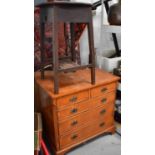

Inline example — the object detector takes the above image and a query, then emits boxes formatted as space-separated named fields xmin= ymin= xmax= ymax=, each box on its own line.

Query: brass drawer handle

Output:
xmin=100 ymin=109 xmax=106 ymax=115
xmin=70 ymin=108 xmax=78 ymax=114
xmin=99 ymin=122 xmax=105 ymax=127
xmin=71 ymin=134 xmax=78 ymax=140
xmin=101 ymin=88 xmax=107 ymax=93
xmin=71 ymin=120 xmax=78 ymax=126
xmin=70 ymin=96 xmax=78 ymax=102
xmin=101 ymin=98 xmax=107 ymax=103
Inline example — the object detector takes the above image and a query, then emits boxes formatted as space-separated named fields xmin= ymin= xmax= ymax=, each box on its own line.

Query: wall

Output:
xmin=78 ymin=0 xmax=121 ymax=64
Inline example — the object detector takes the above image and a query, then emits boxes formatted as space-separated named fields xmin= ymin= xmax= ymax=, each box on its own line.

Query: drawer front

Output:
xmin=57 ymin=90 xmax=89 ymax=109
xmin=91 ymin=92 xmax=116 ymax=108
xmin=91 ymin=103 xmax=114 ymax=123
xmin=57 ymin=100 xmax=90 ymax=121
xmin=90 ymin=83 xmax=117 ymax=98
xmin=91 ymin=117 xmax=114 ymax=135
xmin=59 ymin=111 xmax=91 ymax=135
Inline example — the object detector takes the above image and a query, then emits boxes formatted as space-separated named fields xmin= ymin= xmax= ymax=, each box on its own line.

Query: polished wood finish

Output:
xmin=37 ymin=2 xmax=96 ymax=94
xmin=91 ymin=92 xmax=116 ymax=108
xmin=35 ymin=68 xmax=119 ymax=155
xmin=57 ymin=90 xmax=89 ymax=109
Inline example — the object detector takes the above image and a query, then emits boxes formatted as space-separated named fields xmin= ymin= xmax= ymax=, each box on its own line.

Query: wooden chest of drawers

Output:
xmin=35 ymin=68 xmax=119 ymax=155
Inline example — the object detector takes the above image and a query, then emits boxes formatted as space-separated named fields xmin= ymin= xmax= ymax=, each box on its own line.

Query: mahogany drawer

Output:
xmin=56 ymin=90 xmax=89 ymax=109
xmin=57 ymin=100 xmax=90 ymax=121
xmin=58 ymin=110 xmax=91 ymax=135
xmin=91 ymin=92 xmax=116 ymax=108
xmin=90 ymin=83 xmax=117 ymax=98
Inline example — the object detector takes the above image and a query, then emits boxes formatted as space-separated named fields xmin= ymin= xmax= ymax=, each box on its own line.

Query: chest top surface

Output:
xmin=35 ymin=68 xmax=119 ymax=98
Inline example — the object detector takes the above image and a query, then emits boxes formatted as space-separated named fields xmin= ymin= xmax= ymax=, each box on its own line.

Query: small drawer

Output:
xmin=57 ymin=90 xmax=89 ymax=109
xmin=91 ymin=92 xmax=116 ymax=108
xmin=57 ymin=100 xmax=90 ymax=122
xmin=90 ymin=83 xmax=117 ymax=98
xmin=58 ymin=111 xmax=91 ymax=135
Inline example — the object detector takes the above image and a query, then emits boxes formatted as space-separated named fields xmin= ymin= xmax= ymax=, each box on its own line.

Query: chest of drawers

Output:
xmin=35 ymin=68 xmax=119 ymax=155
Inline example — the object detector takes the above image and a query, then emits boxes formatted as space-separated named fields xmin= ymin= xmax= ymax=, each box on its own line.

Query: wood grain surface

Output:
xmin=35 ymin=68 xmax=119 ymax=155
